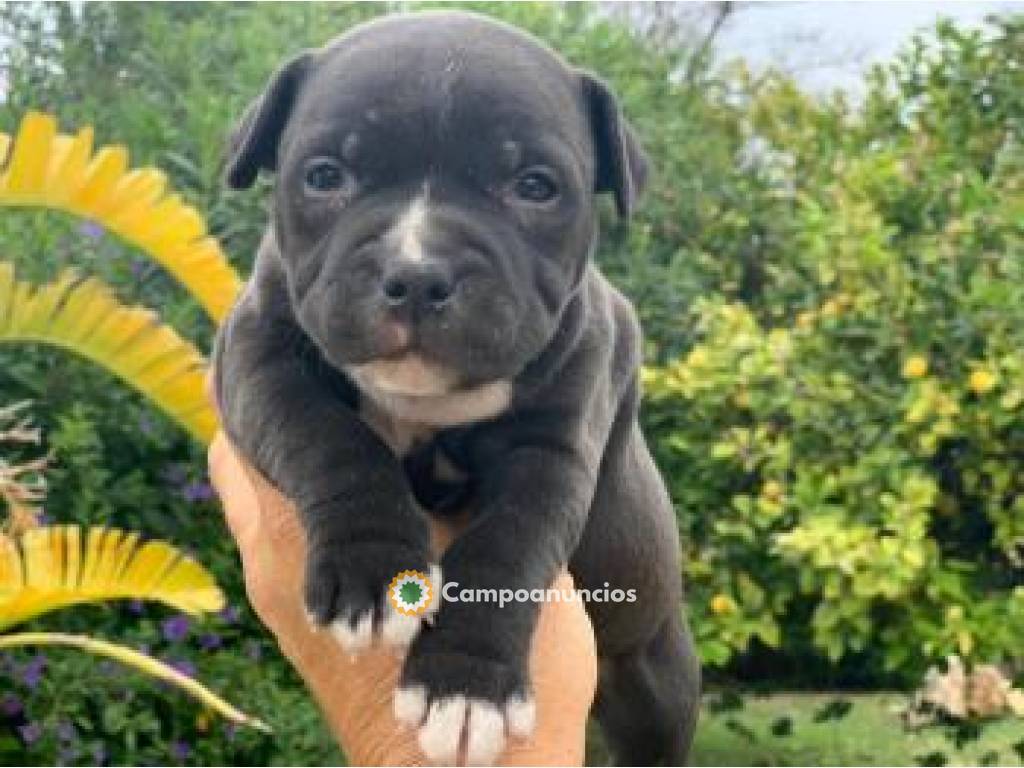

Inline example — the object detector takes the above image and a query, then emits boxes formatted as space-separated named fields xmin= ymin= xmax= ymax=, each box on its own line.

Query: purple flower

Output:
xmin=182 ymin=481 xmax=215 ymax=503
xmin=170 ymin=739 xmax=191 ymax=762
xmin=93 ymin=743 xmax=108 ymax=765
xmin=20 ymin=654 xmax=46 ymax=689
xmin=57 ymin=745 xmax=80 ymax=766
xmin=18 ymin=721 xmax=42 ymax=745
xmin=36 ymin=511 xmax=53 ymax=525
xmin=78 ymin=220 xmax=105 ymax=240
xmin=137 ymin=412 xmax=157 ymax=436
xmin=128 ymin=598 xmax=145 ymax=615
xmin=222 ymin=721 xmax=238 ymax=741
xmin=199 ymin=633 xmax=222 ymax=651
xmin=1 ymin=692 xmax=23 ymax=717
xmin=161 ymin=614 xmax=191 ymax=643
xmin=56 ymin=719 xmax=76 ymax=741
xmin=168 ymin=659 xmax=196 ymax=678
xmin=130 ymin=259 xmax=148 ymax=279
xmin=218 ymin=605 xmax=241 ymax=624
xmin=161 ymin=463 xmax=188 ymax=487
xmin=244 ymin=640 xmax=262 ymax=661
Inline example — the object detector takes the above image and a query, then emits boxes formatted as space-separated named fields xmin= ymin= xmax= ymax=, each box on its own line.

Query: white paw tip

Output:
xmin=382 ymin=610 xmax=422 ymax=647
xmin=414 ymin=695 xmax=515 ymax=766
xmin=506 ymin=695 xmax=536 ymax=739
xmin=426 ymin=563 xmax=444 ymax=616
xmin=418 ymin=695 xmax=467 ymax=765
xmin=466 ymin=700 xmax=507 ymax=766
xmin=394 ymin=684 xmax=428 ymax=726
xmin=330 ymin=610 xmax=373 ymax=653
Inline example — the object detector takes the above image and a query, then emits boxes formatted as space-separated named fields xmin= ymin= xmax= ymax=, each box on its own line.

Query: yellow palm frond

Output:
xmin=0 ymin=632 xmax=270 ymax=731
xmin=0 ymin=525 xmax=224 ymax=630
xmin=0 ymin=262 xmax=216 ymax=442
xmin=0 ymin=111 xmax=242 ymax=323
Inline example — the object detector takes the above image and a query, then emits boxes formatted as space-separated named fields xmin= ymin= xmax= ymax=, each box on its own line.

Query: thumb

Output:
xmin=208 ymin=431 xmax=261 ymax=552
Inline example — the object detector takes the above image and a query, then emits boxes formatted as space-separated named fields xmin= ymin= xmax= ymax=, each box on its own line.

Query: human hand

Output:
xmin=208 ymin=431 xmax=597 ymax=765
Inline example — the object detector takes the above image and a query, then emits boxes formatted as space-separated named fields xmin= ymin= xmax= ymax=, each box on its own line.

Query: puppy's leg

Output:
xmin=214 ymin=297 xmax=435 ymax=651
xmin=594 ymin=615 xmax=701 ymax=766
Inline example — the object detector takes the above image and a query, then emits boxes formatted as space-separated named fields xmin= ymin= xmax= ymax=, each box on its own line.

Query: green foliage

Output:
xmin=643 ymin=17 xmax=1024 ymax=679
xmin=0 ymin=2 xmax=1022 ymax=763
xmin=689 ymin=692 xmax=1024 ymax=767
xmin=0 ymin=611 xmax=343 ymax=766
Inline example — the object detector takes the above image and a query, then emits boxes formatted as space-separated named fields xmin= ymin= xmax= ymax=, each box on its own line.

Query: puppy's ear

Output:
xmin=579 ymin=71 xmax=649 ymax=218
xmin=224 ymin=52 xmax=314 ymax=190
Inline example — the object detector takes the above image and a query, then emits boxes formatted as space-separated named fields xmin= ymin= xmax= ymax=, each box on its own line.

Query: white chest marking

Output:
xmin=353 ymin=373 xmax=512 ymax=458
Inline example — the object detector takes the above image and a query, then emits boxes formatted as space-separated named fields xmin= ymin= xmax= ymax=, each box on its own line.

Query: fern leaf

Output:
xmin=0 ymin=525 xmax=224 ymax=630
xmin=0 ymin=111 xmax=242 ymax=323
xmin=0 ymin=262 xmax=216 ymax=442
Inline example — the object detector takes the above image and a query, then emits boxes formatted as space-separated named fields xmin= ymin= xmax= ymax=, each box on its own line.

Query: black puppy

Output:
xmin=214 ymin=11 xmax=700 ymax=765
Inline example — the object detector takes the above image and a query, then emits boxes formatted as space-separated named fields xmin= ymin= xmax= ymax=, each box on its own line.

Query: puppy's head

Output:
xmin=226 ymin=11 xmax=646 ymax=398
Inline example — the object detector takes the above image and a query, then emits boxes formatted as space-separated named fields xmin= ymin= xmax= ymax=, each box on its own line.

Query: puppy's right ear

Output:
xmin=224 ymin=52 xmax=314 ymax=190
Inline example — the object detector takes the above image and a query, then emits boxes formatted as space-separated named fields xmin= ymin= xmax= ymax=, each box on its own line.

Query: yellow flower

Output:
xmin=969 ymin=369 xmax=997 ymax=395
xmin=796 ymin=311 xmax=815 ymax=329
xmin=819 ymin=299 xmax=840 ymax=318
xmin=710 ymin=593 xmax=737 ymax=616
xmin=686 ymin=347 xmax=709 ymax=368
xmin=902 ymin=356 xmax=929 ymax=379
xmin=761 ymin=480 xmax=784 ymax=501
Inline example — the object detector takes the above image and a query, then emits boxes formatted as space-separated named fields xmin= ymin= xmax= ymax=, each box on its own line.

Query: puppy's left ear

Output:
xmin=579 ymin=71 xmax=649 ymax=218
xmin=224 ymin=51 xmax=315 ymax=189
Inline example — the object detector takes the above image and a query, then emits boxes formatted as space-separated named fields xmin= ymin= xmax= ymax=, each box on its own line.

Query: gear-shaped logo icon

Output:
xmin=388 ymin=570 xmax=435 ymax=616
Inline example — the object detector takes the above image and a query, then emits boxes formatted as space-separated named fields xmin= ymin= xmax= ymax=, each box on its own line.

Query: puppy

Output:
xmin=214 ymin=11 xmax=700 ymax=765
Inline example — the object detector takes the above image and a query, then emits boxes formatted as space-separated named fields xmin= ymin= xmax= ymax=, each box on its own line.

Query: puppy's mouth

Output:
xmin=344 ymin=316 xmax=456 ymax=397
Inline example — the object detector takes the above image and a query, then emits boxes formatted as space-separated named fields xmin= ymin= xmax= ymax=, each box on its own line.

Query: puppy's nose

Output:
xmin=381 ymin=260 xmax=456 ymax=311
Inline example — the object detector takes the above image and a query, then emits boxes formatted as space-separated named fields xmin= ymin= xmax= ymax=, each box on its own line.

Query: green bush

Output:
xmin=643 ymin=17 xmax=1024 ymax=681
xmin=0 ymin=3 xmax=728 ymax=763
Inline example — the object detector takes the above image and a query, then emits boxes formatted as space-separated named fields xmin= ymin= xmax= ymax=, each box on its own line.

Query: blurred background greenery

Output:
xmin=0 ymin=2 xmax=1021 ymax=765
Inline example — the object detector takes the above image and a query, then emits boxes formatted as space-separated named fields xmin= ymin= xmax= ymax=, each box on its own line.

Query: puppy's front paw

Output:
xmin=395 ymin=650 xmax=534 ymax=766
xmin=304 ymin=541 xmax=440 ymax=653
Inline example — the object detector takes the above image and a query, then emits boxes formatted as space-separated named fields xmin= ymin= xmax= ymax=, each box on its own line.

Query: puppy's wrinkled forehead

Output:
xmin=281 ymin=13 xmax=590 ymax=174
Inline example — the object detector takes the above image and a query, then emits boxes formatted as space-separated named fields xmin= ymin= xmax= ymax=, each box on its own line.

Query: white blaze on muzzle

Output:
xmin=391 ymin=189 xmax=430 ymax=263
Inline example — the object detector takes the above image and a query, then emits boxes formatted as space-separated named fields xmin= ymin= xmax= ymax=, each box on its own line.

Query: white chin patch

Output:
xmin=350 ymin=354 xmax=457 ymax=397
xmin=393 ymin=691 xmax=536 ymax=766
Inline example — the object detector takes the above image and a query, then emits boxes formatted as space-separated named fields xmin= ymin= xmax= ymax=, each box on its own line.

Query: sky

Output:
xmin=712 ymin=1 xmax=1020 ymax=95
xmin=2 ymin=3 xmax=1020 ymax=103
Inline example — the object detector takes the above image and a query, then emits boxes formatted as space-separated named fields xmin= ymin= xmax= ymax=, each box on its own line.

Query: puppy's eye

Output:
xmin=303 ymin=158 xmax=348 ymax=194
xmin=513 ymin=170 xmax=559 ymax=204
